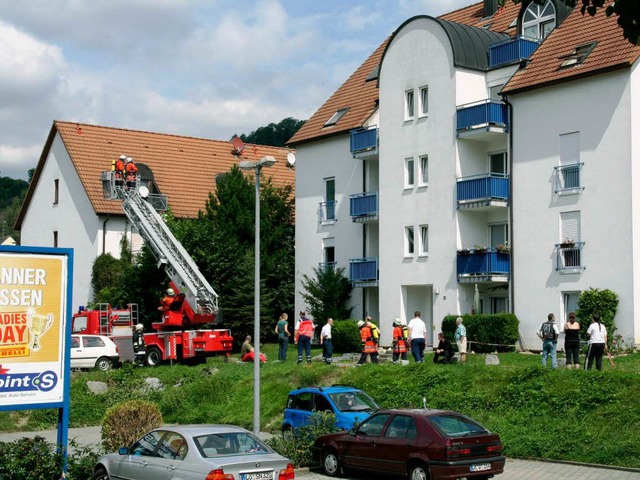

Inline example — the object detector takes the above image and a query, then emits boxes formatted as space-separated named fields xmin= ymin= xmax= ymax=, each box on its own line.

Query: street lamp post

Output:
xmin=238 ymin=156 xmax=276 ymax=435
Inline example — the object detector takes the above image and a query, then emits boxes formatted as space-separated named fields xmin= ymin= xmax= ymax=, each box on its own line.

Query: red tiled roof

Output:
xmin=16 ymin=121 xmax=295 ymax=227
xmin=288 ymin=39 xmax=389 ymax=146
xmin=503 ymin=5 xmax=640 ymax=94
xmin=288 ymin=2 xmax=519 ymax=146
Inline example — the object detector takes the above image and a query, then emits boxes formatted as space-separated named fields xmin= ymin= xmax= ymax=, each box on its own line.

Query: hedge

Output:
xmin=442 ymin=314 xmax=519 ymax=353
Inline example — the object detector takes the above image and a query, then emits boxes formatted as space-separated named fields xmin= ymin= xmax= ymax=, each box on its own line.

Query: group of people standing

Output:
xmin=537 ymin=312 xmax=609 ymax=370
xmin=273 ymin=310 xmax=334 ymax=365
xmin=113 ymin=154 xmax=138 ymax=189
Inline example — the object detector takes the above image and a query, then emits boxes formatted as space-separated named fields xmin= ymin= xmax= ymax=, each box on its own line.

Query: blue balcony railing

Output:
xmin=457 ymin=100 xmax=508 ymax=132
xmin=350 ymin=127 xmax=378 ymax=155
xmin=555 ymin=242 xmax=585 ymax=271
xmin=349 ymin=257 xmax=378 ymax=283
xmin=457 ymin=249 xmax=510 ymax=278
xmin=490 ymin=36 xmax=541 ymax=68
xmin=319 ymin=201 xmax=336 ymax=222
xmin=350 ymin=191 xmax=378 ymax=218
xmin=457 ymin=173 xmax=509 ymax=205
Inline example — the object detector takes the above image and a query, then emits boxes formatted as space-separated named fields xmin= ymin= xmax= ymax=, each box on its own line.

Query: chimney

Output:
xmin=484 ymin=0 xmax=499 ymax=17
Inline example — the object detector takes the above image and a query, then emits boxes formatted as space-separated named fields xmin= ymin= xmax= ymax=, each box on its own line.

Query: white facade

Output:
xmin=19 ymin=133 xmax=139 ymax=310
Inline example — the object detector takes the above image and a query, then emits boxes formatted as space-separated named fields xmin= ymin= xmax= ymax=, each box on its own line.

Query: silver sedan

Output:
xmin=91 ymin=424 xmax=295 ymax=480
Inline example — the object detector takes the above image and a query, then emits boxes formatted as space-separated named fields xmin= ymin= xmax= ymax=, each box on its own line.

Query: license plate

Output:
xmin=469 ymin=463 xmax=491 ymax=472
xmin=243 ymin=471 xmax=273 ymax=480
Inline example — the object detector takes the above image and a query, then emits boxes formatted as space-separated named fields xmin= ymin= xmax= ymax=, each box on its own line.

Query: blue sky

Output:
xmin=0 ymin=0 xmax=472 ymax=180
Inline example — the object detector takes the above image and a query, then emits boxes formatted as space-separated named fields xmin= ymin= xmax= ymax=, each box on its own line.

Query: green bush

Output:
xmin=576 ymin=288 xmax=619 ymax=347
xmin=266 ymin=412 xmax=339 ymax=467
xmin=101 ymin=400 xmax=163 ymax=451
xmin=0 ymin=437 xmax=100 ymax=480
xmin=442 ymin=314 xmax=519 ymax=353
xmin=331 ymin=320 xmax=361 ymax=353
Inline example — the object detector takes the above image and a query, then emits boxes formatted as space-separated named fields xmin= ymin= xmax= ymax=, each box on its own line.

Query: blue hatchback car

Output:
xmin=282 ymin=385 xmax=379 ymax=435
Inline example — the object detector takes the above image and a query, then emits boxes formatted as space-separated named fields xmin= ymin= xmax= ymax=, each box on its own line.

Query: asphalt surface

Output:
xmin=1 ymin=427 xmax=639 ymax=479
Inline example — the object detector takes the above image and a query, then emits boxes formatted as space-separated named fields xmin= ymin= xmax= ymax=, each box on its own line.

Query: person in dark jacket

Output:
xmin=433 ymin=332 xmax=455 ymax=364
xmin=132 ymin=323 xmax=146 ymax=367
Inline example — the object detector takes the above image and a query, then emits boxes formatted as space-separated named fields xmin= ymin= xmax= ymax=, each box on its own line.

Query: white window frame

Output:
xmin=556 ymin=131 xmax=583 ymax=195
xmin=418 ymin=86 xmax=429 ymax=117
xmin=405 ymin=89 xmax=415 ymax=121
xmin=404 ymin=157 xmax=415 ymax=189
xmin=418 ymin=155 xmax=429 ymax=186
xmin=405 ymin=226 xmax=415 ymax=257
xmin=522 ymin=0 xmax=556 ymax=40
xmin=419 ymin=224 xmax=429 ymax=256
xmin=562 ymin=292 xmax=580 ymax=325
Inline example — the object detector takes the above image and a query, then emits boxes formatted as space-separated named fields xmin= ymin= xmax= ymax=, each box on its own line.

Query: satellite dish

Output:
xmin=287 ymin=152 xmax=296 ymax=167
xmin=138 ymin=185 xmax=149 ymax=198
xmin=231 ymin=137 xmax=245 ymax=156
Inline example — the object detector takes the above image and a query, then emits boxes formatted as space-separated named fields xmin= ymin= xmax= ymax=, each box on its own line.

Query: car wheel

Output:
xmin=409 ymin=462 xmax=431 ymax=480
xmin=145 ymin=347 xmax=163 ymax=367
xmin=95 ymin=357 xmax=112 ymax=371
xmin=281 ymin=426 xmax=293 ymax=440
xmin=322 ymin=448 xmax=341 ymax=477
xmin=91 ymin=466 xmax=110 ymax=480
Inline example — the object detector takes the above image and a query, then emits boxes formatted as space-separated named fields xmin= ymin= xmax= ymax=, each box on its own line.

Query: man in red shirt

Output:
xmin=295 ymin=311 xmax=315 ymax=364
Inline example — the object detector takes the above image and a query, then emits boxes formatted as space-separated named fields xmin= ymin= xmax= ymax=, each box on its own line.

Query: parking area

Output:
xmin=297 ymin=458 xmax=640 ymax=480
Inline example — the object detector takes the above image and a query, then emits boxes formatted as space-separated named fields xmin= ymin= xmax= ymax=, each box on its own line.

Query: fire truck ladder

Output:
xmin=102 ymin=172 xmax=219 ymax=317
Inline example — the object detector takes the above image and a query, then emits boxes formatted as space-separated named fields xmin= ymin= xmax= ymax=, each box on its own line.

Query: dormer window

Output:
xmin=522 ymin=0 xmax=556 ymax=40
xmin=324 ymin=108 xmax=349 ymax=127
xmin=559 ymin=42 xmax=597 ymax=68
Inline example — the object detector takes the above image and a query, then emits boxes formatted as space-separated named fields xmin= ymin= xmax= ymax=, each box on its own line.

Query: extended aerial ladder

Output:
xmin=101 ymin=171 xmax=219 ymax=328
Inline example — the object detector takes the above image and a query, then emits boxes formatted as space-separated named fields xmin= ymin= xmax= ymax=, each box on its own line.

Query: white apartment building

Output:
xmin=290 ymin=0 xmax=640 ymax=349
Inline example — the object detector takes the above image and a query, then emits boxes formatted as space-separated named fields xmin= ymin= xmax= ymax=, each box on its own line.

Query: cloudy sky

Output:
xmin=0 ymin=0 xmax=472 ymax=180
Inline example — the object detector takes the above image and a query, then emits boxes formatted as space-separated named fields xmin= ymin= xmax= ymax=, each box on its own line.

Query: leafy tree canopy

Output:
xmin=301 ymin=266 xmax=353 ymax=323
xmin=233 ymin=117 xmax=306 ymax=147
xmin=503 ymin=0 xmax=640 ymax=45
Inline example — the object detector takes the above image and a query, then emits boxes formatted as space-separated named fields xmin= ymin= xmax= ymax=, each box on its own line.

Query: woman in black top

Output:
xmin=564 ymin=312 xmax=581 ymax=368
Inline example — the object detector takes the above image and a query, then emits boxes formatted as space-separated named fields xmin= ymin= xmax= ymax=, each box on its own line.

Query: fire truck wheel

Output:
xmin=95 ymin=357 xmax=112 ymax=371
xmin=145 ymin=347 xmax=163 ymax=367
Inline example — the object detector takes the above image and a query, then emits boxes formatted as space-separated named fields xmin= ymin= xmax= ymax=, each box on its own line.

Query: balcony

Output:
xmin=318 ymin=262 xmax=337 ymax=273
xmin=349 ymin=257 xmax=378 ymax=287
xmin=554 ymin=163 xmax=584 ymax=195
xmin=456 ymin=100 xmax=508 ymax=141
xmin=556 ymin=242 xmax=585 ymax=273
xmin=319 ymin=201 xmax=337 ymax=224
xmin=350 ymin=191 xmax=378 ymax=222
xmin=489 ymin=36 xmax=541 ymax=68
xmin=457 ymin=173 xmax=509 ymax=210
xmin=350 ymin=127 xmax=378 ymax=160
xmin=457 ymin=248 xmax=510 ymax=283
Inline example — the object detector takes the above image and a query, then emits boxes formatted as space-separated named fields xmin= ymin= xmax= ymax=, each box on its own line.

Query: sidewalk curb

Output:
xmin=516 ymin=457 xmax=640 ymax=474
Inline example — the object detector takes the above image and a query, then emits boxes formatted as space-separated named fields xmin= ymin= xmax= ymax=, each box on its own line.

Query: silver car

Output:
xmin=91 ymin=424 xmax=295 ymax=480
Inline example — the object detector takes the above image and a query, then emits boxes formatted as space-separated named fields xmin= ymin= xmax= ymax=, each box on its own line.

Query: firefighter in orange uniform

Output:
xmin=392 ymin=317 xmax=408 ymax=363
xmin=125 ymin=156 xmax=138 ymax=189
xmin=157 ymin=288 xmax=176 ymax=312
xmin=114 ymin=154 xmax=126 ymax=187
xmin=356 ymin=316 xmax=379 ymax=366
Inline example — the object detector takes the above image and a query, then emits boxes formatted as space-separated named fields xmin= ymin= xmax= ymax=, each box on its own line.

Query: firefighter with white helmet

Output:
xmin=132 ymin=323 xmax=146 ymax=367
xmin=125 ymin=156 xmax=138 ymax=189
xmin=158 ymin=287 xmax=177 ymax=312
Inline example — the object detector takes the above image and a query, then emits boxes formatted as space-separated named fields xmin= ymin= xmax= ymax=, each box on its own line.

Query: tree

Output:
xmin=234 ymin=117 xmax=306 ymax=147
xmin=575 ymin=287 xmax=619 ymax=346
xmin=503 ymin=0 xmax=640 ymax=46
xmin=301 ymin=267 xmax=353 ymax=323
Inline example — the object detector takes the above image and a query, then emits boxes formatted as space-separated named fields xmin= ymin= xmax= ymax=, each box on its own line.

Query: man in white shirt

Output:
xmin=408 ymin=311 xmax=427 ymax=363
xmin=320 ymin=318 xmax=333 ymax=365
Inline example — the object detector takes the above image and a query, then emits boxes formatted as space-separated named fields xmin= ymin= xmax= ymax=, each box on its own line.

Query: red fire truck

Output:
xmin=71 ymin=170 xmax=233 ymax=365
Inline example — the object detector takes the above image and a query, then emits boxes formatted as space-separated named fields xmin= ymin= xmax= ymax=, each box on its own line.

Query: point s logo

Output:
xmin=0 ymin=370 xmax=58 ymax=393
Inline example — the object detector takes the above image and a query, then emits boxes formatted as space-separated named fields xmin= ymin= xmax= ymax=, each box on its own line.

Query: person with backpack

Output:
xmin=537 ymin=313 xmax=560 ymax=369
xmin=356 ymin=317 xmax=379 ymax=366
xmin=391 ymin=318 xmax=408 ymax=363
xmin=585 ymin=314 xmax=608 ymax=371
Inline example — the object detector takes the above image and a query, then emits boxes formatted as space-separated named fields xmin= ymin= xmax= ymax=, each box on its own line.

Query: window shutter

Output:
xmin=559 ymin=132 xmax=580 ymax=165
xmin=561 ymin=211 xmax=580 ymax=242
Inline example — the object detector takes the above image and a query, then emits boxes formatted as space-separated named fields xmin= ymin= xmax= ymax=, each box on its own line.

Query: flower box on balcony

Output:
xmin=560 ymin=242 xmax=575 ymax=249
xmin=457 ymin=249 xmax=471 ymax=256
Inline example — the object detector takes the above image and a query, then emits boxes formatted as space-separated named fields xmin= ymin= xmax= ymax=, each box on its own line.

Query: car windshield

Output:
xmin=428 ymin=414 xmax=488 ymax=437
xmin=194 ymin=432 xmax=273 ymax=458
xmin=329 ymin=391 xmax=379 ymax=412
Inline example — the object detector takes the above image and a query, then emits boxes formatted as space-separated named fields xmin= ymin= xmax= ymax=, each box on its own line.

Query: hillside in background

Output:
xmin=0 ymin=174 xmax=30 ymax=244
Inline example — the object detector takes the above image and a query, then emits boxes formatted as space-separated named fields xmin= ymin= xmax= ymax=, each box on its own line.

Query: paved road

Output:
xmin=1 ymin=428 xmax=639 ymax=479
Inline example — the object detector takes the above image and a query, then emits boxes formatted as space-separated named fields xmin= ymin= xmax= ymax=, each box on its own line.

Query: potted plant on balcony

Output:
xmin=560 ymin=239 xmax=575 ymax=249
xmin=457 ymin=247 xmax=471 ymax=256
xmin=472 ymin=244 xmax=487 ymax=254
xmin=496 ymin=243 xmax=510 ymax=254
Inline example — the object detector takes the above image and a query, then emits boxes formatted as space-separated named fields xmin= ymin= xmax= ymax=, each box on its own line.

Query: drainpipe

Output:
xmin=102 ymin=215 xmax=110 ymax=254
xmin=361 ymin=162 xmax=367 ymax=319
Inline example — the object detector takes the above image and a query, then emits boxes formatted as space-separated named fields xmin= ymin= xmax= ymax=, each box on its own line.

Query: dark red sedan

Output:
xmin=312 ymin=408 xmax=504 ymax=480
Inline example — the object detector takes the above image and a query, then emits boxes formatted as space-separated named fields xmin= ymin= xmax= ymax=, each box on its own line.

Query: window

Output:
xmin=490 ymin=297 xmax=508 ymax=314
xmin=490 ymin=223 xmax=508 ymax=248
xmin=83 ymin=336 xmax=105 ymax=348
xmin=556 ymin=132 xmax=582 ymax=193
xmin=563 ymin=292 xmax=579 ymax=323
xmin=53 ymin=231 xmax=58 ymax=248
xmin=130 ymin=430 xmax=164 ymax=457
xmin=489 ymin=152 xmax=507 ymax=175
xmin=405 ymin=90 xmax=415 ymax=120
xmin=559 ymin=42 xmax=597 ymax=68
xmin=418 ymin=155 xmax=428 ymax=186
xmin=321 ymin=244 xmax=336 ymax=272
xmin=419 ymin=225 xmax=429 ymax=256
xmin=559 ymin=211 xmax=582 ymax=269
xmin=321 ymin=177 xmax=336 ymax=222
xmin=522 ymin=0 xmax=556 ymax=39
xmin=324 ymin=108 xmax=349 ymax=127
xmin=405 ymin=226 xmax=415 ymax=256
xmin=53 ymin=179 xmax=59 ymax=205
xmin=561 ymin=211 xmax=580 ymax=244
xmin=404 ymin=158 xmax=415 ymax=188
xmin=385 ymin=415 xmax=417 ymax=439
xmin=418 ymin=86 xmax=428 ymax=116
xmin=357 ymin=413 xmax=390 ymax=437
